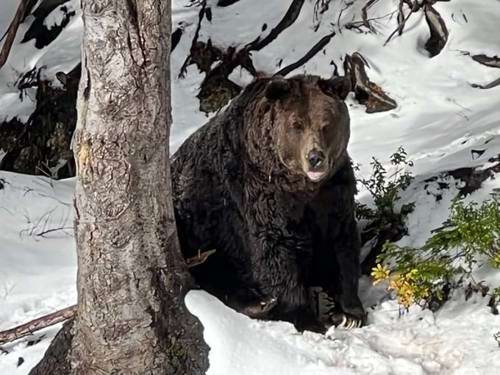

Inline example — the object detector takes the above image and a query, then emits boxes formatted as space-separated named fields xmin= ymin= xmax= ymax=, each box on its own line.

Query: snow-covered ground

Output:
xmin=0 ymin=0 xmax=82 ymax=123
xmin=1 ymin=0 xmax=500 ymax=373
xmin=0 ymin=172 xmax=76 ymax=373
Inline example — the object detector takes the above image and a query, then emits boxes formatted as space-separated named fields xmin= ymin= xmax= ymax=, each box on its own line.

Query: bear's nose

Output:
xmin=307 ymin=149 xmax=324 ymax=168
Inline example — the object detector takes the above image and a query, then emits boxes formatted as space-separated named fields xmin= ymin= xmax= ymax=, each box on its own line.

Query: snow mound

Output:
xmin=186 ymin=289 xmax=500 ymax=375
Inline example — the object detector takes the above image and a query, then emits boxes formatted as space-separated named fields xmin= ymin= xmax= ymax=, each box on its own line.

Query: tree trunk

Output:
xmin=29 ymin=0 xmax=209 ymax=374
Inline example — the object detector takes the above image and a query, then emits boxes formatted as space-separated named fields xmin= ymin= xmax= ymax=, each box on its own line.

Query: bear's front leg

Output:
xmin=246 ymin=219 xmax=322 ymax=332
xmin=321 ymin=217 xmax=366 ymax=329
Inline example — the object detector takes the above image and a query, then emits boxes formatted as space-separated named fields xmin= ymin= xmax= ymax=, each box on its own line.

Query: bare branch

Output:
xmin=384 ymin=0 xmax=417 ymax=46
xmin=35 ymin=226 xmax=74 ymax=238
xmin=467 ymin=52 xmax=500 ymax=89
xmin=0 ymin=0 xmax=37 ymax=70
xmin=345 ymin=52 xmax=397 ymax=113
xmin=471 ymin=54 xmax=500 ymax=69
xmin=186 ymin=249 xmax=217 ymax=268
xmin=179 ymin=0 xmax=208 ymax=78
xmin=0 ymin=306 xmax=77 ymax=346
xmin=245 ymin=0 xmax=305 ymax=52
xmin=275 ymin=32 xmax=335 ymax=77
xmin=313 ymin=0 xmax=332 ymax=31
xmin=361 ymin=0 xmax=380 ymax=33
xmin=471 ymin=77 xmax=500 ymax=90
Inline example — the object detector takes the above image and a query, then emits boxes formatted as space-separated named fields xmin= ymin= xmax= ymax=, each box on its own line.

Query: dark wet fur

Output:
xmin=171 ymin=76 xmax=365 ymax=332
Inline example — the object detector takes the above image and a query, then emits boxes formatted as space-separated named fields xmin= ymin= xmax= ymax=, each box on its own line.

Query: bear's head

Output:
xmin=244 ymin=75 xmax=351 ymax=185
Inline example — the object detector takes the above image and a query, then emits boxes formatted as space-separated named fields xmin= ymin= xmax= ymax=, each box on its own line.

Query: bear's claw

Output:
xmin=329 ymin=312 xmax=363 ymax=329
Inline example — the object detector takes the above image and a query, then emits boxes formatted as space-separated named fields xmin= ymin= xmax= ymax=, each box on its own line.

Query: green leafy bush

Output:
xmin=373 ymin=192 xmax=500 ymax=309
xmin=357 ymin=146 xmax=415 ymax=223
xmin=356 ymin=146 xmax=415 ymax=272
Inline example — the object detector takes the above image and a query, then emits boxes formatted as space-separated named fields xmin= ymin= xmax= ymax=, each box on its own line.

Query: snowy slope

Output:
xmin=170 ymin=0 xmax=500 ymax=178
xmin=1 ymin=0 xmax=500 ymax=374
xmin=0 ymin=171 xmax=76 ymax=373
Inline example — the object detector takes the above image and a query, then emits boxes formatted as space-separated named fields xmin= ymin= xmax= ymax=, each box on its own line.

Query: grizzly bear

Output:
xmin=171 ymin=75 xmax=365 ymax=332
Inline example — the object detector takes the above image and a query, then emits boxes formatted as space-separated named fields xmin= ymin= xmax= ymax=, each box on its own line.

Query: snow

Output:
xmin=0 ymin=172 xmax=76 ymax=329
xmin=0 ymin=0 xmax=82 ymax=122
xmin=186 ymin=291 xmax=358 ymax=375
xmin=170 ymin=0 xmax=500 ymax=179
xmin=1 ymin=0 xmax=500 ymax=374
xmin=43 ymin=2 xmax=78 ymax=30
xmin=186 ymin=288 xmax=500 ymax=375
xmin=0 ymin=1 xmax=20 ymax=37
xmin=0 ymin=171 xmax=76 ymax=374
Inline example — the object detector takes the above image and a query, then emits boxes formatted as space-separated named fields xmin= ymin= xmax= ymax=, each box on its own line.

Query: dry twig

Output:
xmin=361 ymin=0 xmax=379 ymax=33
xmin=384 ymin=0 xmax=417 ymax=46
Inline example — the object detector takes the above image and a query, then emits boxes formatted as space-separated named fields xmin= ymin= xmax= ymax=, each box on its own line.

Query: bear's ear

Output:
xmin=319 ymin=76 xmax=352 ymax=100
xmin=265 ymin=76 xmax=290 ymax=101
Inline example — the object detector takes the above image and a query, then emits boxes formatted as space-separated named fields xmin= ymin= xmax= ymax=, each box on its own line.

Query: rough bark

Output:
xmin=29 ymin=0 xmax=209 ymax=374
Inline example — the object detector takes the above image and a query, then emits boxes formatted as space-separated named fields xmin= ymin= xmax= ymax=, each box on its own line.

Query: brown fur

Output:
xmin=172 ymin=75 xmax=365 ymax=332
xmin=245 ymin=76 xmax=350 ymax=188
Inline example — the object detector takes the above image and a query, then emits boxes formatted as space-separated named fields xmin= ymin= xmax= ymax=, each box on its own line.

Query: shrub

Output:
xmin=372 ymin=192 xmax=500 ymax=310
xmin=357 ymin=146 xmax=415 ymax=223
xmin=356 ymin=146 xmax=415 ymax=272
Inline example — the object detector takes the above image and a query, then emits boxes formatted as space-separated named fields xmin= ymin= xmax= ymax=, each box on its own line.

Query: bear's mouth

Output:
xmin=303 ymin=148 xmax=329 ymax=182
xmin=306 ymin=170 xmax=326 ymax=182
